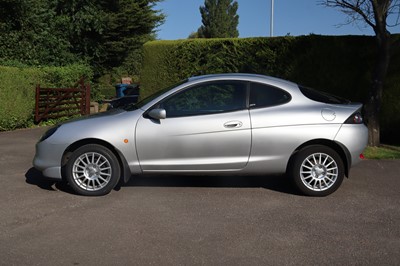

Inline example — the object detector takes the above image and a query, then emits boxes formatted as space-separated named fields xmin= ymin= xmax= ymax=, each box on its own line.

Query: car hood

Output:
xmin=47 ymin=108 xmax=143 ymax=145
xmin=61 ymin=108 xmax=126 ymax=124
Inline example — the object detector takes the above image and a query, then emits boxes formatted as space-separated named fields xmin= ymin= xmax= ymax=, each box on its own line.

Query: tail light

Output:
xmin=345 ymin=111 xmax=363 ymax=124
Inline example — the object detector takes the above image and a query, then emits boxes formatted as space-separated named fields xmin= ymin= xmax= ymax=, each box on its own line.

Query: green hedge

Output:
xmin=141 ymin=36 xmax=376 ymax=99
xmin=0 ymin=64 xmax=93 ymax=131
xmin=140 ymin=35 xmax=400 ymax=144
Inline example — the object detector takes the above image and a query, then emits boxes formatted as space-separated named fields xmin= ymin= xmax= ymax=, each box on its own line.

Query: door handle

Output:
xmin=224 ymin=121 xmax=243 ymax=128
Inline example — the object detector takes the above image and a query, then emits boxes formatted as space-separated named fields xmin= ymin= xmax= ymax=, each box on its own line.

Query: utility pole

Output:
xmin=270 ymin=0 xmax=274 ymax=37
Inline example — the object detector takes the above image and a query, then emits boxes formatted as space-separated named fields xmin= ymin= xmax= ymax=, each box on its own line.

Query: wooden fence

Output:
xmin=35 ymin=77 xmax=90 ymax=123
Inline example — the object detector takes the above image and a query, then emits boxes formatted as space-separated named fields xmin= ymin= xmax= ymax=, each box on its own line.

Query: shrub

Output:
xmin=0 ymin=64 xmax=93 ymax=131
xmin=140 ymin=35 xmax=400 ymax=144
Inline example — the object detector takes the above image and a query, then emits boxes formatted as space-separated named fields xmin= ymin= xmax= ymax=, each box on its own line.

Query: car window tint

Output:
xmin=128 ymin=80 xmax=187 ymax=111
xmin=161 ymin=81 xmax=247 ymax=117
xmin=249 ymin=82 xmax=291 ymax=108
xmin=298 ymin=85 xmax=350 ymax=104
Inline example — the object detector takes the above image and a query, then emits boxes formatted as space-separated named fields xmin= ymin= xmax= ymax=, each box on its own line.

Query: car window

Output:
xmin=161 ymin=81 xmax=247 ymax=118
xmin=249 ymin=82 xmax=291 ymax=108
xmin=298 ymin=85 xmax=350 ymax=104
xmin=124 ymin=80 xmax=187 ymax=111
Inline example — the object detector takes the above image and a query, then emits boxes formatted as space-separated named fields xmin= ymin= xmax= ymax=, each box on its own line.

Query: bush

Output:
xmin=0 ymin=64 xmax=93 ymax=131
xmin=140 ymin=35 xmax=400 ymax=144
xmin=141 ymin=38 xmax=288 ymax=97
xmin=141 ymin=36 xmax=373 ymax=100
xmin=0 ymin=67 xmax=40 ymax=130
xmin=381 ymin=45 xmax=400 ymax=145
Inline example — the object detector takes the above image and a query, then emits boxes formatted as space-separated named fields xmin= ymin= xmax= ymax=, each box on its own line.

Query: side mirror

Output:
xmin=148 ymin=108 xmax=166 ymax=120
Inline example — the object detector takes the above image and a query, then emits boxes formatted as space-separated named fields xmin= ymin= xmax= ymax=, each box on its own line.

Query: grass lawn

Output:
xmin=364 ymin=145 xmax=400 ymax=159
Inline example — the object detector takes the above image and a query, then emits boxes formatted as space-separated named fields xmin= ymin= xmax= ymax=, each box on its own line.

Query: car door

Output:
xmin=135 ymin=80 xmax=251 ymax=172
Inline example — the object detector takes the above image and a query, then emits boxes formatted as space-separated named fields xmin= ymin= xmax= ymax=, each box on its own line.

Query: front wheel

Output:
xmin=289 ymin=145 xmax=344 ymax=197
xmin=65 ymin=144 xmax=120 ymax=196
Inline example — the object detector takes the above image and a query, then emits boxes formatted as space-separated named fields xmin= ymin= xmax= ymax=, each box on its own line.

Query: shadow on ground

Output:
xmin=125 ymin=174 xmax=300 ymax=195
xmin=25 ymin=167 xmax=75 ymax=194
xmin=25 ymin=167 xmax=300 ymax=196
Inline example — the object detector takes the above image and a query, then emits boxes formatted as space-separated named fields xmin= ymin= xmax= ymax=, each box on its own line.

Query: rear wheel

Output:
xmin=290 ymin=145 xmax=344 ymax=196
xmin=65 ymin=144 xmax=120 ymax=196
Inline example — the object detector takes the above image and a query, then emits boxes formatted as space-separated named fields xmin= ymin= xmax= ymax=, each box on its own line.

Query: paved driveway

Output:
xmin=0 ymin=127 xmax=399 ymax=265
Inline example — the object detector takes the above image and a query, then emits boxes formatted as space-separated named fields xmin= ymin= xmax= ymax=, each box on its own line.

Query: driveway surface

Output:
xmin=0 ymin=127 xmax=399 ymax=265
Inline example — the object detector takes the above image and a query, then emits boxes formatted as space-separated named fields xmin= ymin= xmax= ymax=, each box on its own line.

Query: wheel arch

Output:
xmin=287 ymin=139 xmax=351 ymax=177
xmin=61 ymin=138 xmax=131 ymax=183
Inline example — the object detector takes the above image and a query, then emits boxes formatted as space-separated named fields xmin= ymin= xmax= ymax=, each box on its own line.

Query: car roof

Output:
xmin=187 ymin=73 xmax=298 ymax=88
xmin=137 ymin=73 xmax=304 ymax=111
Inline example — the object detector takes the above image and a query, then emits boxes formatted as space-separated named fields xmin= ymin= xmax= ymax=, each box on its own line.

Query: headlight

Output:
xmin=39 ymin=125 xmax=60 ymax=142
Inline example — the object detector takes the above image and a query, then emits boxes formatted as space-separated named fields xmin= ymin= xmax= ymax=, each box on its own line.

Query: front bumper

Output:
xmin=33 ymin=140 xmax=67 ymax=180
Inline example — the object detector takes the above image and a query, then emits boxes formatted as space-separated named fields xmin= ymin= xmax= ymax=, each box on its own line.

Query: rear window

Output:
xmin=299 ymin=85 xmax=350 ymax=104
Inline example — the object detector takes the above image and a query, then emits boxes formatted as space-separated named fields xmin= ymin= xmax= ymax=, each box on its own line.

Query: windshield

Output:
xmin=298 ymin=85 xmax=351 ymax=104
xmin=123 ymin=80 xmax=187 ymax=111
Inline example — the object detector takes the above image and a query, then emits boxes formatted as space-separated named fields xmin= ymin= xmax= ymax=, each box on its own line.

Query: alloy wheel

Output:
xmin=299 ymin=152 xmax=338 ymax=192
xmin=72 ymin=152 xmax=112 ymax=191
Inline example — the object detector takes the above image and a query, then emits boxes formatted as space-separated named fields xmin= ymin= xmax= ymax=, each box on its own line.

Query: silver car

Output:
xmin=33 ymin=74 xmax=368 ymax=196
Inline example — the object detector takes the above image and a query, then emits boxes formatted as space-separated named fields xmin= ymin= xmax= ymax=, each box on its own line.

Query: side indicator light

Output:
xmin=124 ymin=139 xmax=129 ymax=143
xmin=360 ymin=154 xmax=365 ymax=160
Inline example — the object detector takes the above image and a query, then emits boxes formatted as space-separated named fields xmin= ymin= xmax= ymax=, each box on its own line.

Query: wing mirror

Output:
xmin=148 ymin=108 xmax=166 ymax=120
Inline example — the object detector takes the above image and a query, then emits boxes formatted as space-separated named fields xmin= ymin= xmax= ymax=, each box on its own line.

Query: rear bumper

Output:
xmin=334 ymin=124 xmax=368 ymax=167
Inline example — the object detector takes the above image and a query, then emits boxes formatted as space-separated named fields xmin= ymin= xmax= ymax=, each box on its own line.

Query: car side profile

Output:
xmin=33 ymin=74 xmax=368 ymax=196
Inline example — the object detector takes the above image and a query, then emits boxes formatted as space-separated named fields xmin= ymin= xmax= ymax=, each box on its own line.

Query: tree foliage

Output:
xmin=0 ymin=0 xmax=75 ymax=65
xmin=322 ymin=0 xmax=400 ymax=146
xmin=0 ymin=0 xmax=164 ymax=73
xmin=197 ymin=0 xmax=239 ymax=38
xmin=99 ymin=0 xmax=164 ymax=69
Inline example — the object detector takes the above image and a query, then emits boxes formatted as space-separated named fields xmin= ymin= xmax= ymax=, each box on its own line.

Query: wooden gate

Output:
xmin=35 ymin=77 xmax=90 ymax=123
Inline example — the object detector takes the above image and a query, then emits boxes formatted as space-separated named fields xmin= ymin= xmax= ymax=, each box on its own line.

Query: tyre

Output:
xmin=65 ymin=144 xmax=120 ymax=196
xmin=289 ymin=145 xmax=344 ymax=196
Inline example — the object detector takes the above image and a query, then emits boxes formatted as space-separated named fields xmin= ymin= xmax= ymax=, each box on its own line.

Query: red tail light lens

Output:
xmin=345 ymin=111 xmax=363 ymax=124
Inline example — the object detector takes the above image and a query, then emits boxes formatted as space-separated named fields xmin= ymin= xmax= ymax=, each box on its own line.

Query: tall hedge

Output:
xmin=141 ymin=35 xmax=400 ymax=144
xmin=0 ymin=64 xmax=93 ymax=131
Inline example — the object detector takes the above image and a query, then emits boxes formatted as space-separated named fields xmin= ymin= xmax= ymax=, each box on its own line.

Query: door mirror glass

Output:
xmin=148 ymin=108 xmax=166 ymax=120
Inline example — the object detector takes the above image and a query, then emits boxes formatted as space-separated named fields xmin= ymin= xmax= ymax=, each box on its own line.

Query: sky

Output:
xmin=154 ymin=0 xmax=400 ymax=40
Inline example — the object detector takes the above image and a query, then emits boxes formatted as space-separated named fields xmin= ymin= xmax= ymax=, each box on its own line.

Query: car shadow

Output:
xmin=124 ymin=174 xmax=301 ymax=195
xmin=25 ymin=167 xmax=301 ymax=196
xmin=25 ymin=167 xmax=75 ymax=194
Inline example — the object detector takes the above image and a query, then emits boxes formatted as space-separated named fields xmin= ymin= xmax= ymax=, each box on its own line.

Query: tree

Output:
xmin=54 ymin=0 xmax=106 ymax=63
xmin=100 ymin=0 xmax=164 ymax=69
xmin=0 ymin=0 xmax=164 ymax=73
xmin=197 ymin=0 xmax=239 ymax=38
xmin=53 ymin=0 xmax=164 ymax=72
xmin=322 ymin=0 xmax=400 ymax=146
xmin=0 ymin=0 xmax=76 ymax=65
